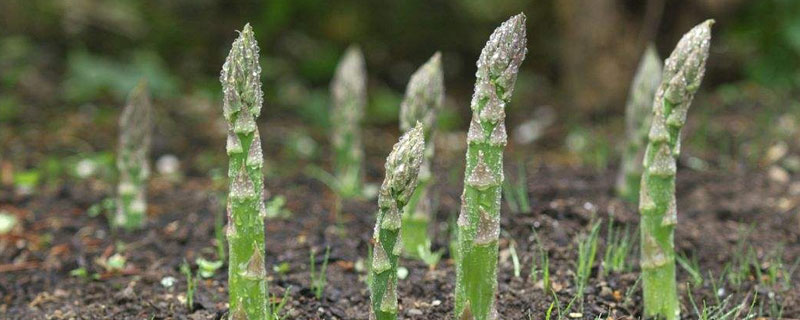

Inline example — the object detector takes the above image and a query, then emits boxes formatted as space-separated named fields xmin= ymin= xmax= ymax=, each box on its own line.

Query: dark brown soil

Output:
xmin=1 ymin=156 xmax=799 ymax=319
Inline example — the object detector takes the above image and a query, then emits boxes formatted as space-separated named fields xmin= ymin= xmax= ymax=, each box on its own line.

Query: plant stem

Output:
xmin=221 ymin=23 xmax=269 ymax=320
xmin=115 ymin=80 xmax=152 ymax=231
xmin=399 ymin=52 xmax=444 ymax=258
xmin=616 ymin=45 xmax=662 ymax=202
xmin=640 ymin=20 xmax=712 ymax=320
xmin=369 ymin=124 xmax=425 ymax=320
xmin=455 ymin=13 xmax=527 ymax=320
xmin=330 ymin=46 xmax=366 ymax=198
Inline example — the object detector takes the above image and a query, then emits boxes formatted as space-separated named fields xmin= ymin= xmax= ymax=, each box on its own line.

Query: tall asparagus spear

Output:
xmin=220 ymin=23 xmax=269 ymax=320
xmin=455 ymin=14 xmax=527 ymax=320
xmin=399 ymin=52 xmax=444 ymax=258
xmin=115 ymin=80 xmax=152 ymax=230
xmin=330 ymin=46 xmax=367 ymax=198
xmin=639 ymin=20 xmax=712 ymax=320
xmin=369 ymin=123 xmax=425 ymax=320
xmin=616 ymin=45 xmax=662 ymax=202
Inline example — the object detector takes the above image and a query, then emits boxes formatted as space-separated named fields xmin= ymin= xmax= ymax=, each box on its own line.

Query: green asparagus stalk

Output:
xmin=220 ymin=23 xmax=269 ymax=320
xmin=330 ymin=46 xmax=367 ymax=198
xmin=115 ymin=80 xmax=152 ymax=230
xmin=455 ymin=14 xmax=527 ymax=320
xmin=369 ymin=123 xmax=425 ymax=320
xmin=399 ymin=52 xmax=444 ymax=258
xmin=639 ymin=20 xmax=712 ymax=320
xmin=616 ymin=45 xmax=662 ymax=202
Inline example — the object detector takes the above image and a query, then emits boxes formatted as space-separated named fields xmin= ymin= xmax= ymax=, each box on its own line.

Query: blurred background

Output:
xmin=2 ymin=0 xmax=800 ymax=186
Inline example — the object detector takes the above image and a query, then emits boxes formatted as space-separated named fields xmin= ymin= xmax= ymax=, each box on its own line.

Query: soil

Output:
xmin=1 ymin=135 xmax=799 ymax=319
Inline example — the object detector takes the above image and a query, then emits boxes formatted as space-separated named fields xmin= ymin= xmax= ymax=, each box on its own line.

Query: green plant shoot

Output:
xmin=399 ymin=52 xmax=444 ymax=258
xmin=639 ymin=20 xmax=712 ymax=320
xmin=455 ymin=13 xmax=527 ymax=320
xmin=617 ymin=45 xmax=662 ymax=201
xmin=330 ymin=46 xmax=367 ymax=198
xmin=115 ymin=80 xmax=152 ymax=230
xmin=220 ymin=23 xmax=270 ymax=320
xmin=369 ymin=123 xmax=425 ymax=320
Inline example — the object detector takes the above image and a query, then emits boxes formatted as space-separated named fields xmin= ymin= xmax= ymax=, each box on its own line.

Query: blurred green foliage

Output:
xmin=725 ymin=0 xmax=800 ymax=89
xmin=0 ymin=36 xmax=33 ymax=89
xmin=1 ymin=0 xmax=800 ymax=174
xmin=64 ymin=49 xmax=178 ymax=102
xmin=0 ymin=0 xmax=554 ymax=120
xmin=566 ymin=127 xmax=612 ymax=171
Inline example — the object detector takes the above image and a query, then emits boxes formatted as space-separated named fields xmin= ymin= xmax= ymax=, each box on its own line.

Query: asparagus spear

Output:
xmin=455 ymin=13 xmax=527 ymax=320
xmin=639 ymin=20 xmax=713 ymax=320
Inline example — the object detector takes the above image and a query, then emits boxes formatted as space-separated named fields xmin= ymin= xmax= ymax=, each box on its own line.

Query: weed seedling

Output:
xmin=416 ymin=240 xmax=443 ymax=271
xmin=509 ymin=239 xmax=521 ymax=278
xmin=545 ymin=301 xmax=555 ymax=320
xmin=676 ymin=253 xmax=704 ymax=287
xmin=269 ymin=288 xmax=292 ymax=320
xmin=180 ymin=261 xmax=196 ymax=311
xmin=601 ymin=219 xmax=633 ymax=276
xmin=529 ymin=229 xmax=550 ymax=292
xmin=574 ymin=220 xmax=601 ymax=311
xmin=503 ymin=160 xmax=531 ymax=214
xmin=542 ymin=252 xmax=551 ymax=293
xmin=210 ymin=168 xmax=227 ymax=261
xmin=782 ymin=256 xmax=800 ymax=290
xmin=87 ymin=197 xmax=116 ymax=228
xmin=264 ymin=195 xmax=292 ymax=219
xmin=623 ymin=275 xmax=642 ymax=308
xmin=196 ymin=258 xmax=223 ymax=279
xmin=687 ymin=284 xmax=759 ymax=320
xmin=310 ymin=246 xmax=331 ymax=299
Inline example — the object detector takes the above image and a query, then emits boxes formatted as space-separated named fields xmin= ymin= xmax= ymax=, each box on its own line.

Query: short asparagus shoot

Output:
xmin=369 ymin=123 xmax=425 ymax=320
xmin=220 ymin=23 xmax=270 ymax=320
xmin=616 ymin=45 xmax=662 ymax=201
xmin=455 ymin=13 xmax=527 ymax=320
xmin=639 ymin=20 xmax=713 ymax=320
xmin=330 ymin=46 xmax=367 ymax=198
xmin=115 ymin=80 xmax=152 ymax=230
xmin=399 ymin=52 xmax=444 ymax=258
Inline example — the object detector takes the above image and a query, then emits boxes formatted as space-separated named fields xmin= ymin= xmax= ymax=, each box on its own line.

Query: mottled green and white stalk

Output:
xmin=220 ymin=23 xmax=269 ymax=320
xmin=455 ymin=14 xmax=526 ymax=320
xmin=115 ymin=81 xmax=152 ymax=230
xmin=616 ymin=45 xmax=662 ymax=202
xmin=639 ymin=20 xmax=712 ymax=320
xmin=369 ymin=124 xmax=425 ymax=320
xmin=330 ymin=46 xmax=366 ymax=197
xmin=399 ymin=52 xmax=444 ymax=258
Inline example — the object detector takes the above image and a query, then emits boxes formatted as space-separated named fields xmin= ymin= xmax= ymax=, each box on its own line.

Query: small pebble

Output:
xmin=114 ymin=286 xmax=136 ymax=302
xmin=768 ymin=166 xmax=789 ymax=184
xmin=157 ymin=154 xmax=181 ymax=175
xmin=407 ymin=308 xmax=422 ymax=316
xmin=599 ymin=285 xmax=612 ymax=298
xmin=765 ymin=142 xmax=788 ymax=164
xmin=397 ymin=267 xmax=409 ymax=280
xmin=789 ymin=182 xmax=800 ymax=195
xmin=160 ymin=276 xmax=176 ymax=288
xmin=75 ymin=159 xmax=97 ymax=178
